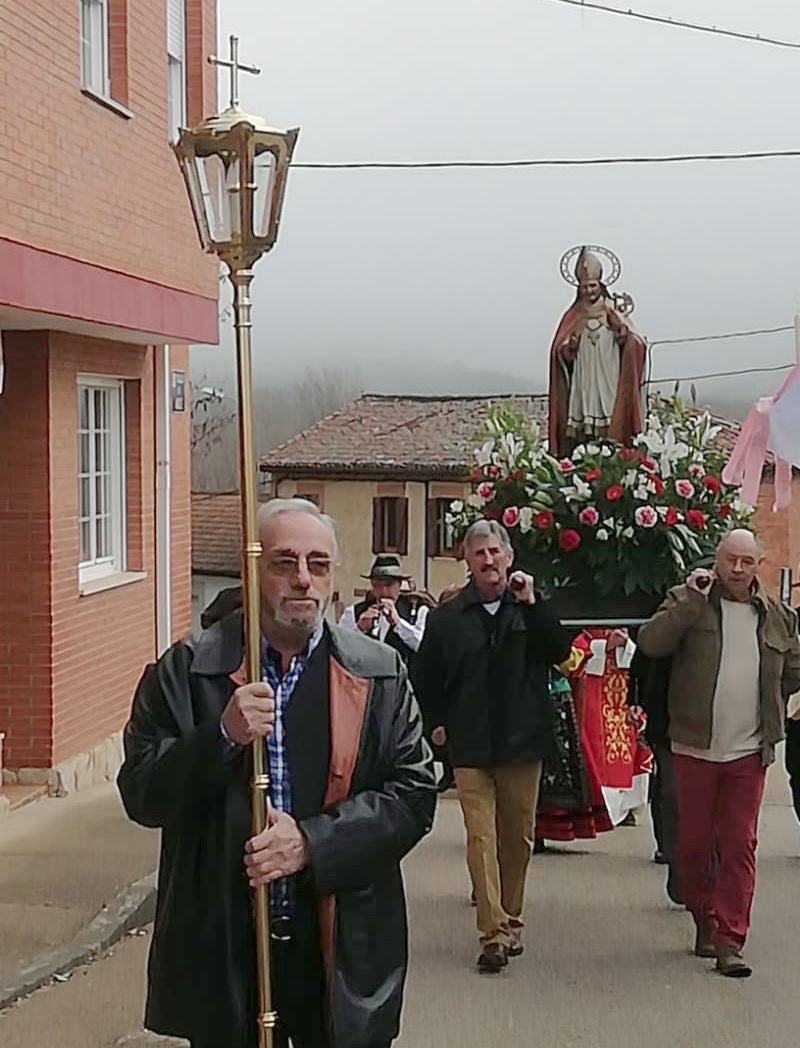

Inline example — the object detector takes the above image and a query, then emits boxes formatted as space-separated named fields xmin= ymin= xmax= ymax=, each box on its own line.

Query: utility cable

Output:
xmin=292 ymin=149 xmax=800 ymax=170
xmin=543 ymin=0 xmax=800 ymax=51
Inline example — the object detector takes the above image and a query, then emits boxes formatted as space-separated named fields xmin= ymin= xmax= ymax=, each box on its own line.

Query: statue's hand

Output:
xmin=606 ymin=310 xmax=627 ymax=339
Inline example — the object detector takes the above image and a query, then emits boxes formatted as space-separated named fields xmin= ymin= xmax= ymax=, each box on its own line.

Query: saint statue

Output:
xmin=547 ymin=246 xmax=647 ymax=458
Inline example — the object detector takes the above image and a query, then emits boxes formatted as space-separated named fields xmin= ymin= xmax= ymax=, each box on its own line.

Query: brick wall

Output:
xmin=0 ymin=0 xmax=217 ymax=298
xmin=48 ymin=334 xmax=157 ymax=765
xmin=0 ymin=335 xmax=55 ymax=768
xmin=753 ymin=476 xmax=800 ymax=598
xmin=0 ymin=331 xmax=194 ymax=768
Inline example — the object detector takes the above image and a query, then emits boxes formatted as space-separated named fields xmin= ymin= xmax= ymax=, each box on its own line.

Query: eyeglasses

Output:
xmin=266 ymin=554 xmax=333 ymax=578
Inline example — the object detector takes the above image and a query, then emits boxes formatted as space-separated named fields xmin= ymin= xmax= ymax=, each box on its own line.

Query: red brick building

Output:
xmin=0 ymin=0 xmax=218 ymax=801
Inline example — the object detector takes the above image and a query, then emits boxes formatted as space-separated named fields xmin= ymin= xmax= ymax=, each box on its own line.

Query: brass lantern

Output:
xmin=175 ymin=112 xmax=299 ymax=271
xmin=173 ymin=39 xmax=299 ymax=271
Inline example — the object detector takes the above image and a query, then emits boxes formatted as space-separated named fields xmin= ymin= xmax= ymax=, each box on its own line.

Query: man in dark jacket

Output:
xmin=414 ymin=519 xmax=571 ymax=973
xmin=118 ymin=499 xmax=436 ymax=1048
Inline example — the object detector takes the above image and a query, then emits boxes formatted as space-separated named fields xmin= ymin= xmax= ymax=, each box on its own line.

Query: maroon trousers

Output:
xmin=673 ymin=751 xmax=766 ymax=951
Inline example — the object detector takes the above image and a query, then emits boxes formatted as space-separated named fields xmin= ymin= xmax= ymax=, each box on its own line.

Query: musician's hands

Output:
xmin=686 ymin=568 xmax=715 ymax=598
xmin=244 ymin=807 xmax=309 ymax=888
xmin=431 ymin=726 xmax=447 ymax=748
xmin=509 ymin=571 xmax=536 ymax=605
xmin=221 ymin=682 xmax=275 ymax=746
xmin=356 ymin=606 xmax=380 ymax=633
xmin=378 ymin=598 xmax=399 ymax=627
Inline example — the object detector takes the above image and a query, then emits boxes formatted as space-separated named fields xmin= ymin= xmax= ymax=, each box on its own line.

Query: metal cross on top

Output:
xmin=208 ymin=34 xmax=261 ymax=110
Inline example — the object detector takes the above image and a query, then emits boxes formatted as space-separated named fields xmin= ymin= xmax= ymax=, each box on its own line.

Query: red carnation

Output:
xmin=558 ymin=528 xmax=582 ymax=552
xmin=717 ymin=504 xmax=732 ymax=519
xmin=641 ymin=458 xmax=657 ymax=473
xmin=702 ymin=475 xmax=722 ymax=495
xmin=686 ymin=509 xmax=706 ymax=530
xmin=487 ymin=464 xmax=502 ymax=479
xmin=663 ymin=506 xmax=680 ymax=527
xmin=469 ymin=467 xmax=483 ymax=482
xmin=534 ymin=510 xmax=555 ymax=530
xmin=583 ymin=468 xmax=602 ymax=482
xmin=605 ymin=484 xmax=624 ymax=502
xmin=649 ymin=475 xmax=666 ymax=495
xmin=619 ymin=447 xmax=638 ymax=462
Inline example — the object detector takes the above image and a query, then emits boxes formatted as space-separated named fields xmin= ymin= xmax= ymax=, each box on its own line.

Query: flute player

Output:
xmin=118 ymin=498 xmax=436 ymax=1048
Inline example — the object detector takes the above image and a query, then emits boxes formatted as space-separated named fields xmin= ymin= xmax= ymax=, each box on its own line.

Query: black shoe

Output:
xmin=716 ymin=947 xmax=752 ymax=978
xmin=666 ymin=866 xmax=685 ymax=906
xmin=437 ymin=775 xmax=455 ymax=793
xmin=533 ymin=838 xmax=547 ymax=854
xmin=653 ymin=850 xmax=668 ymax=865
xmin=507 ymin=940 xmax=524 ymax=958
xmin=477 ymin=943 xmax=508 ymax=973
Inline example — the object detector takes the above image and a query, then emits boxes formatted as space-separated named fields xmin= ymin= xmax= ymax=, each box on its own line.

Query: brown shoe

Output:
xmin=693 ymin=921 xmax=716 ymax=959
xmin=477 ymin=942 xmax=508 ymax=973
xmin=716 ymin=947 xmax=752 ymax=979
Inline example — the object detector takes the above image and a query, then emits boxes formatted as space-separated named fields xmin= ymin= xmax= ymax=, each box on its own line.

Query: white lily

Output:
xmin=519 ymin=506 xmax=534 ymax=534
xmin=475 ymin=440 xmax=495 ymax=467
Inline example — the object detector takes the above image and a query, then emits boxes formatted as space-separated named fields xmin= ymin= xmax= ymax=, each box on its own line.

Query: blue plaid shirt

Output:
xmin=261 ymin=624 xmax=324 ymax=917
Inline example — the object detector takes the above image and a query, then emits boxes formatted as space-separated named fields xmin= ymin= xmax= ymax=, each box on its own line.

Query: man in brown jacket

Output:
xmin=638 ymin=530 xmax=800 ymax=978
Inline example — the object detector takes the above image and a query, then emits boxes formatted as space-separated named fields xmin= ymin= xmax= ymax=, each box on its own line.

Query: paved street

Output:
xmin=1 ymin=771 xmax=798 ymax=1048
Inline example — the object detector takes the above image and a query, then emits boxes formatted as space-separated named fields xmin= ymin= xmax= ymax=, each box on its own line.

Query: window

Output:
xmin=78 ymin=379 xmax=126 ymax=582
xmin=428 ymin=499 xmax=460 ymax=558
xmin=80 ymin=0 xmax=110 ymax=97
xmin=372 ymin=497 xmax=408 ymax=555
xmin=166 ymin=0 xmax=186 ymax=140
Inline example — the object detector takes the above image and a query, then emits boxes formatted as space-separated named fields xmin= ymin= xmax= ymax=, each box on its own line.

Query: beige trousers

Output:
xmin=455 ymin=762 xmax=543 ymax=946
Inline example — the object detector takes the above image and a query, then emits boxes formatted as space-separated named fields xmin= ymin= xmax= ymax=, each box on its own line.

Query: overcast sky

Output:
xmin=194 ymin=0 xmax=800 ymax=409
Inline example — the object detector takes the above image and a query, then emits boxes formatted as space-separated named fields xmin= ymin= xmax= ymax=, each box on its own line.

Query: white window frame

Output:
xmin=166 ymin=0 xmax=186 ymax=141
xmin=77 ymin=377 xmax=127 ymax=584
xmin=80 ymin=0 xmax=111 ymax=98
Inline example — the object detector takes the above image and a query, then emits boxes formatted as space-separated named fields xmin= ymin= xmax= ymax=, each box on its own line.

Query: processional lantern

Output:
xmin=173 ymin=36 xmax=300 ymax=1048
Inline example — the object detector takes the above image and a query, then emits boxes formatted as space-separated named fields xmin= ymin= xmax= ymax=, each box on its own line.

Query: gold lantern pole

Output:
xmin=174 ymin=36 xmax=300 ymax=1047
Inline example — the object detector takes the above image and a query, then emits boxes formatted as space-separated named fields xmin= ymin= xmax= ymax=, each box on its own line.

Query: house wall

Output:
xmin=0 ymin=332 xmax=192 ymax=769
xmin=752 ymin=476 xmax=800 ymax=599
xmin=0 ymin=0 xmax=217 ymax=299
xmin=276 ymin=478 xmax=468 ymax=611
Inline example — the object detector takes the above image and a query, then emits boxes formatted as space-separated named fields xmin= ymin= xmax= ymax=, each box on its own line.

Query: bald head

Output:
xmin=715 ymin=529 xmax=763 ymax=601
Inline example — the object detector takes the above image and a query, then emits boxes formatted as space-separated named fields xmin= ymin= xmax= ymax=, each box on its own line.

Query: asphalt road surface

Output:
xmin=2 ymin=785 xmax=798 ymax=1048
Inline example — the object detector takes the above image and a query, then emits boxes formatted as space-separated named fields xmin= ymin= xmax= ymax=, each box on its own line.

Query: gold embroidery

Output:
xmin=601 ymin=670 xmax=633 ymax=764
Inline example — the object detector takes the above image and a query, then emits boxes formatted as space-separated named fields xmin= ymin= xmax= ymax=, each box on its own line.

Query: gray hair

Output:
xmin=256 ymin=497 xmax=339 ymax=557
xmin=463 ymin=518 xmax=513 ymax=553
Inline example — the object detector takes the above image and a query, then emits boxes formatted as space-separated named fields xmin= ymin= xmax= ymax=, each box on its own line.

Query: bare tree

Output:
xmin=191 ymin=364 xmax=362 ymax=492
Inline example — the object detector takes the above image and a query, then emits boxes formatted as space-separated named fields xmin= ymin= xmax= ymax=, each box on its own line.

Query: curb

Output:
xmin=0 ymin=870 xmax=157 ymax=1012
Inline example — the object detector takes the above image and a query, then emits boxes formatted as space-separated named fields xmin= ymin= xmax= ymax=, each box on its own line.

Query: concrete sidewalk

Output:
xmin=0 ymin=782 xmax=159 ymax=1009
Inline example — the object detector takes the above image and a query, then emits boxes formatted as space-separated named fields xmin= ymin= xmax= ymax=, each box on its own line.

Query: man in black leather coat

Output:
xmin=118 ymin=499 xmax=436 ymax=1048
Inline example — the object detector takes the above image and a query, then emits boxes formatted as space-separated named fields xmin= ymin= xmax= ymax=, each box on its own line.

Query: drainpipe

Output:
xmin=155 ymin=345 xmax=172 ymax=654
xmin=423 ymin=479 xmax=430 ymax=593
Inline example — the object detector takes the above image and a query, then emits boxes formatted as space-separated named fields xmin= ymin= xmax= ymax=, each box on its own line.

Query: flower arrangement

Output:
xmin=447 ymin=397 xmax=752 ymax=598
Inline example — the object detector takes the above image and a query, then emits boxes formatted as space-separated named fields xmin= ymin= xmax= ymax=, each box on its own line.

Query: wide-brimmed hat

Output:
xmin=362 ymin=554 xmax=411 ymax=581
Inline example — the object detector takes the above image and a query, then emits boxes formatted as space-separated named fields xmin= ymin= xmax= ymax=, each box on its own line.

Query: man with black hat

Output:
xmin=339 ymin=555 xmax=428 ymax=665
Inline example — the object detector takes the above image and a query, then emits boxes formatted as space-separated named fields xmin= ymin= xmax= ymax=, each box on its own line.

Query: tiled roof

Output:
xmin=260 ymin=394 xmax=550 ymax=478
xmin=191 ymin=492 xmax=242 ymax=576
xmin=260 ymin=393 xmax=743 ymax=478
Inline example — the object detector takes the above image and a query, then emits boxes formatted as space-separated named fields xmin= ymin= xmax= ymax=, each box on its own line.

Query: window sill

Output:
xmin=79 ymin=570 xmax=147 ymax=597
xmin=81 ymin=87 xmax=134 ymax=120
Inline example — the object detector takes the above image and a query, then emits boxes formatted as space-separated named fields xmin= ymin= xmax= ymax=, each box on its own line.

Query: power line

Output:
xmin=543 ymin=0 xmax=800 ymax=51
xmin=292 ymin=149 xmax=800 ymax=170
xmin=648 ymin=362 xmax=794 ymax=385
xmin=650 ymin=324 xmax=793 ymax=348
